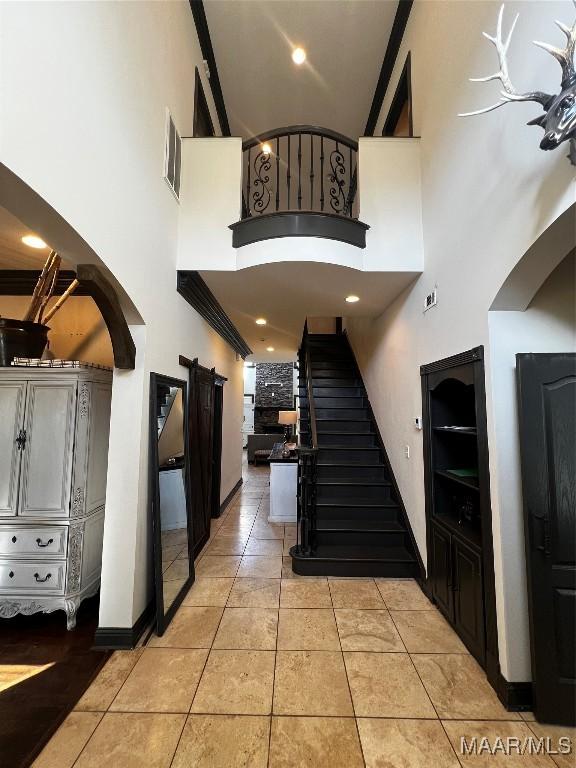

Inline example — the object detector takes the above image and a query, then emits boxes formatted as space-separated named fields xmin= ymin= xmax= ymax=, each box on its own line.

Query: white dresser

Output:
xmin=0 ymin=367 xmax=112 ymax=629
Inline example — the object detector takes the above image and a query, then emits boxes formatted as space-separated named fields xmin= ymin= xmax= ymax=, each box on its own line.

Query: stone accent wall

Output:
xmin=254 ymin=362 xmax=294 ymax=434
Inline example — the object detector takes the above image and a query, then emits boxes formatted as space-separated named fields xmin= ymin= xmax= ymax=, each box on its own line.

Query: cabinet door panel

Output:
xmin=431 ymin=522 xmax=453 ymax=620
xmin=0 ymin=382 xmax=26 ymax=516
xmin=19 ymin=381 xmax=77 ymax=517
xmin=453 ymin=537 xmax=485 ymax=664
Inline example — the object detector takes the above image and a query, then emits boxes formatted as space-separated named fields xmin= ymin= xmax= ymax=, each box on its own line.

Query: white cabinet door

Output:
xmin=0 ymin=382 xmax=26 ymax=516
xmin=19 ymin=381 xmax=77 ymax=518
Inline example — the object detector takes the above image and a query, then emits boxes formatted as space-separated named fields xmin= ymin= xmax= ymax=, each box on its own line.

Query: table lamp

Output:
xmin=278 ymin=410 xmax=297 ymax=443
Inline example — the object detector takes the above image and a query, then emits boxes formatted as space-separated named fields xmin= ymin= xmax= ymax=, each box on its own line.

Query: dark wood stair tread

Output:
xmin=294 ymin=544 xmax=417 ymax=562
xmin=317 ymin=520 xmax=404 ymax=532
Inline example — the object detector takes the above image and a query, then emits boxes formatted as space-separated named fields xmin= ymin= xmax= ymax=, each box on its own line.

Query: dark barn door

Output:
xmin=517 ymin=353 xmax=576 ymax=725
xmin=210 ymin=382 xmax=224 ymax=519
xmin=189 ymin=365 xmax=215 ymax=557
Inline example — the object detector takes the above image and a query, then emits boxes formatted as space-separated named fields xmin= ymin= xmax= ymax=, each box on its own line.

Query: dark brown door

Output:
xmin=517 ymin=353 xmax=575 ymax=725
xmin=189 ymin=365 xmax=215 ymax=556
xmin=453 ymin=536 xmax=485 ymax=665
xmin=431 ymin=521 xmax=453 ymax=620
xmin=210 ymin=383 xmax=224 ymax=519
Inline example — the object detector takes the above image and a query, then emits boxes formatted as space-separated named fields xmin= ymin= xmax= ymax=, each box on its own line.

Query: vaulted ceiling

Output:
xmin=203 ymin=0 xmax=399 ymax=140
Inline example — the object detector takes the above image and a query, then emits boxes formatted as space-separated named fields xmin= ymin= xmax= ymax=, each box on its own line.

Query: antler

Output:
xmin=534 ymin=1 xmax=576 ymax=88
xmin=459 ymin=4 xmax=553 ymax=117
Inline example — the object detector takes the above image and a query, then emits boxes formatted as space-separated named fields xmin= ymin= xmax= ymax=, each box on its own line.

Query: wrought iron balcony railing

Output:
xmin=241 ymin=126 xmax=358 ymax=220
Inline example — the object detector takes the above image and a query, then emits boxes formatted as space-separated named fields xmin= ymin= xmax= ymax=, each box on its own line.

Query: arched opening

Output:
xmin=487 ymin=208 xmax=576 ymax=695
xmin=0 ymin=167 xmax=145 ymax=763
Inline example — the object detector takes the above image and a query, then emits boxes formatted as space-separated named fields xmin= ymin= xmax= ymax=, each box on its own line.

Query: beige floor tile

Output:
xmin=172 ymin=714 xmax=269 ymax=768
xmin=277 ymin=608 xmax=340 ymax=650
xmin=274 ymin=650 xmax=353 ymax=716
xmin=237 ymin=556 xmax=283 ymax=578
xmin=244 ymin=538 xmax=283 ymax=556
xmin=344 ymin=651 xmax=436 ymax=718
xmin=227 ymin=577 xmax=281 ymax=607
xmin=110 ymin=648 xmax=208 ymax=712
xmin=219 ymin=523 xmax=255 ymax=538
xmin=358 ymin=718 xmax=460 ymax=768
xmin=213 ymin=607 xmax=278 ymax=650
xmin=163 ymin=558 xmax=190 ymax=582
xmin=526 ymin=720 xmax=576 ymax=768
xmin=73 ymin=712 xmax=185 ymax=768
xmin=162 ymin=578 xmax=187 ymax=609
xmin=75 ymin=650 xmax=143 ymax=711
xmin=329 ymin=579 xmax=385 ymax=609
xmin=182 ymin=577 xmax=234 ymax=607
xmin=250 ymin=523 xmax=285 ymax=540
xmin=269 ymin=716 xmax=364 ymax=768
xmin=335 ymin=609 xmax=405 ymax=652
xmin=191 ymin=650 xmax=275 ymax=714
xmin=282 ymin=539 xmax=296 ymax=556
xmin=375 ymin=579 xmax=435 ymax=610
xmin=32 ymin=712 xmax=103 ymax=768
xmin=281 ymin=556 xmax=327 ymax=580
xmin=195 ymin=556 xmax=241 ymax=577
xmin=412 ymin=654 xmax=520 ymax=720
xmin=280 ymin=579 xmax=333 ymax=608
xmin=442 ymin=720 xmax=557 ymax=767
xmin=391 ymin=609 xmax=469 ymax=653
xmin=205 ymin=537 xmax=248 ymax=556
xmin=148 ymin=607 xmax=223 ymax=648
xmin=162 ymin=545 xmax=182 ymax=564
xmin=520 ymin=711 xmax=536 ymax=721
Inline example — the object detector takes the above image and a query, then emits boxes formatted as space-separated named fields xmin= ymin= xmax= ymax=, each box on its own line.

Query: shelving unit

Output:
xmin=421 ymin=346 xmax=498 ymax=680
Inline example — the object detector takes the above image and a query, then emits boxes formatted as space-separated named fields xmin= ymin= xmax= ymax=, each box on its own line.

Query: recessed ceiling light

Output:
xmin=255 ymin=318 xmax=267 ymax=325
xmin=261 ymin=143 xmax=272 ymax=155
xmin=21 ymin=235 xmax=47 ymax=249
xmin=266 ymin=346 xmax=275 ymax=352
xmin=346 ymin=295 xmax=360 ymax=303
xmin=292 ymin=47 xmax=306 ymax=65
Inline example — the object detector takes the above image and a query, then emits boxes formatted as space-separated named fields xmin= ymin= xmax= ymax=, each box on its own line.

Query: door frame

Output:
xmin=210 ymin=378 xmax=224 ymax=518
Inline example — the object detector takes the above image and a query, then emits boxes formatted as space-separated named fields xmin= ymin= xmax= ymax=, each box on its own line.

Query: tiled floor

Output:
xmin=33 ymin=459 xmax=575 ymax=767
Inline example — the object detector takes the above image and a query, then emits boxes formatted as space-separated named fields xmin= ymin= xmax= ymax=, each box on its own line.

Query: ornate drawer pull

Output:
xmin=11 ymin=536 xmax=17 ymax=543
xmin=36 ymin=538 xmax=54 ymax=548
xmin=9 ymin=571 xmax=14 ymax=579
xmin=33 ymin=573 xmax=52 ymax=583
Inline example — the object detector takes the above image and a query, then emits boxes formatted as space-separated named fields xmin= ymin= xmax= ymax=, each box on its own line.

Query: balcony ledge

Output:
xmin=229 ymin=211 xmax=369 ymax=249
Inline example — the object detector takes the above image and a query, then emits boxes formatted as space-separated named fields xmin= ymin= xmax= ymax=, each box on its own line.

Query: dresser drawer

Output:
xmin=0 ymin=560 xmax=66 ymax=594
xmin=0 ymin=527 xmax=67 ymax=558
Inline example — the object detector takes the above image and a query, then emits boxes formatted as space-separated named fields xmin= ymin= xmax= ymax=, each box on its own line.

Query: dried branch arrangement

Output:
xmin=23 ymin=251 xmax=79 ymax=325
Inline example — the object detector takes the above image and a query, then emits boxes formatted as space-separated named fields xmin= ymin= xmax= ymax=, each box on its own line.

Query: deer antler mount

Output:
xmin=460 ymin=3 xmax=576 ymax=166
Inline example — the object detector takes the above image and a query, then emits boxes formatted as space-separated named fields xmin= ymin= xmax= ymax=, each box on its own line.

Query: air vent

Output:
xmin=163 ymin=109 xmax=181 ymax=200
xmin=424 ymin=288 xmax=437 ymax=312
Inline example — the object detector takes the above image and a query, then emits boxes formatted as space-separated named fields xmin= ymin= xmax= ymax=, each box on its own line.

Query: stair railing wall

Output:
xmin=242 ymin=126 xmax=359 ymax=219
xmin=295 ymin=323 xmax=318 ymax=556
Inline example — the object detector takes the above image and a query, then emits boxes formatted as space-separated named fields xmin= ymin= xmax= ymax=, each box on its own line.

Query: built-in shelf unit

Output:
xmin=421 ymin=347 xmax=498 ymax=680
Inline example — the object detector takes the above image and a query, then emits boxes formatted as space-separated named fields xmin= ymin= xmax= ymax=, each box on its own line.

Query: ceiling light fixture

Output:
xmin=292 ymin=47 xmax=306 ymax=65
xmin=346 ymin=295 xmax=360 ymax=303
xmin=255 ymin=318 xmax=267 ymax=325
xmin=21 ymin=235 xmax=48 ymax=249
xmin=266 ymin=346 xmax=275 ymax=352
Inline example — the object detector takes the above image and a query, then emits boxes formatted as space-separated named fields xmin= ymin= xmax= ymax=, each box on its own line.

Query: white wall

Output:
xmin=0 ymin=1 xmax=244 ymax=629
xmin=347 ymin=0 xmax=575 ymax=682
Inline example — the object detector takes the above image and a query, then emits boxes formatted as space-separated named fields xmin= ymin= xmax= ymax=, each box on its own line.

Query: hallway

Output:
xmin=33 ymin=458 xmax=572 ymax=768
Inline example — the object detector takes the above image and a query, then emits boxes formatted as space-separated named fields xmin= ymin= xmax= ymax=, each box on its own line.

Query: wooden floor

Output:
xmin=0 ymin=594 xmax=109 ymax=768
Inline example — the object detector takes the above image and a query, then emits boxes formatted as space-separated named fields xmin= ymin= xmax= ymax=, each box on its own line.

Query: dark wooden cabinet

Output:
xmin=421 ymin=347 xmax=498 ymax=681
xmin=431 ymin=521 xmax=453 ymax=620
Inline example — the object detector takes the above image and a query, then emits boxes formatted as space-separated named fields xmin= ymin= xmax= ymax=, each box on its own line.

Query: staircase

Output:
xmin=156 ymin=384 xmax=179 ymax=436
xmin=292 ymin=331 xmax=422 ymax=577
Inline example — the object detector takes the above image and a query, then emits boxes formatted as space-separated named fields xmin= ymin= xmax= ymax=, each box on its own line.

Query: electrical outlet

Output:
xmin=404 ymin=445 xmax=410 ymax=459
xmin=414 ymin=417 xmax=422 ymax=430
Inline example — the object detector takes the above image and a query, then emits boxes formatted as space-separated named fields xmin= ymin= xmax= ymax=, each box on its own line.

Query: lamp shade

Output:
xmin=278 ymin=410 xmax=297 ymax=425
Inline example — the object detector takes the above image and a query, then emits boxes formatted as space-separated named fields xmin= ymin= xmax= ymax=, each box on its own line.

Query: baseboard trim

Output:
xmin=218 ymin=477 xmax=243 ymax=516
xmin=93 ymin=600 xmax=154 ymax=650
xmin=496 ymin=672 xmax=533 ymax=711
